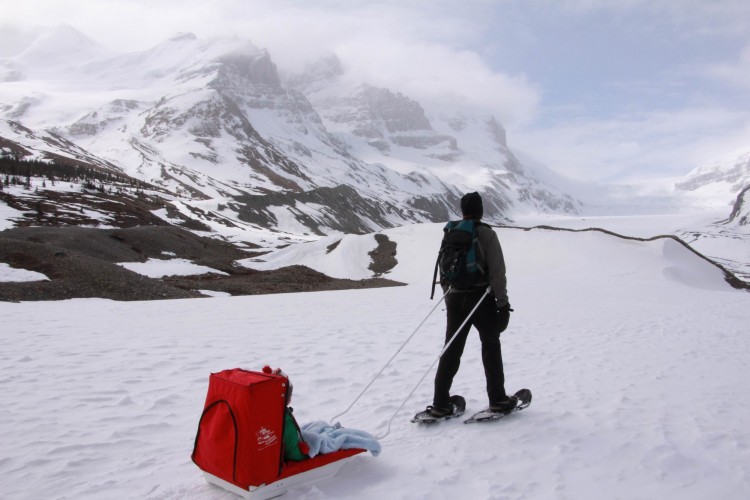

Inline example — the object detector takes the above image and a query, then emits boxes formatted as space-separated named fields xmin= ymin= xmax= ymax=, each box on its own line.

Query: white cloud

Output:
xmin=0 ymin=0 xmax=540 ymax=127
xmin=335 ymin=40 xmax=539 ymax=126
xmin=512 ymin=107 xmax=750 ymax=182
xmin=2 ymin=0 xmax=750 ymax=183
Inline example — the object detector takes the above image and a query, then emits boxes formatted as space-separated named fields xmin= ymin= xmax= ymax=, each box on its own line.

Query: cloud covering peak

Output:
xmin=2 ymin=0 xmax=749 ymax=183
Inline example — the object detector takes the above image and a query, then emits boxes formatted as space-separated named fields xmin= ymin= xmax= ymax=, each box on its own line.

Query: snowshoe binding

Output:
xmin=412 ymin=395 xmax=466 ymax=424
xmin=464 ymin=388 xmax=532 ymax=424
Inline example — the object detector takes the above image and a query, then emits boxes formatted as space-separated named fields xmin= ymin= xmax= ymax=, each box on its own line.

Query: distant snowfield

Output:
xmin=0 ymin=199 xmax=23 ymax=231
xmin=0 ymin=262 xmax=49 ymax=282
xmin=513 ymin=210 xmax=726 ymax=238
xmin=117 ymin=258 xmax=229 ymax=279
xmin=514 ymin=211 xmax=750 ymax=281
xmin=1 ymin=221 xmax=749 ymax=500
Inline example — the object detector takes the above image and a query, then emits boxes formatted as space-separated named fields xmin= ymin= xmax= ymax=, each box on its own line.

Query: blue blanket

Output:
xmin=300 ymin=421 xmax=381 ymax=457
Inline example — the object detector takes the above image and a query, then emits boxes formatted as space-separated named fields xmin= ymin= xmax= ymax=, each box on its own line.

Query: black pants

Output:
xmin=433 ymin=290 xmax=506 ymax=408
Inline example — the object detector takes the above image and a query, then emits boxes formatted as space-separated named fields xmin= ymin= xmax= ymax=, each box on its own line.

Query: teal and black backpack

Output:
xmin=431 ymin=219 xmax=486 ymax=298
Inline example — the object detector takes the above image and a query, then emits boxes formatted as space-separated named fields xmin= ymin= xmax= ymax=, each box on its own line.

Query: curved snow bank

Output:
xmin=240 ymin=224 xmax=445 ymax=284
xmin=240 ymin=233 xmax=381 ymax=280
xmin=243 ymin=223 xmax=740 ymax=293
xmin=0 ymin=262 xmax=49 ymax=282
xmin=661 ymin=238 xmax=729 ymax=290
xmin=117 ymin=258 xmax=229 ymax=278
xmin=504 ymin=228 xmax=740 ymax=293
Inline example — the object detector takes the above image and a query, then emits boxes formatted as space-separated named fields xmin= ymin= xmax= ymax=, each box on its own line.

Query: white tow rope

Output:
xmin=329 ymin=286 xmax=491 ymax=441
xmin=329 ymin=287 xmax=451 ymax=426
xmin=373 ymin=286 xmax=490 ymax=440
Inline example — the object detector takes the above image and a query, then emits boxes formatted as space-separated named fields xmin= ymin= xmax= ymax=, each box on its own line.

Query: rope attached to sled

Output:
xmin=328 ymin=287 xmax=451 ymax=426
xmin=373 ymin=286 xmax=491 ymax=440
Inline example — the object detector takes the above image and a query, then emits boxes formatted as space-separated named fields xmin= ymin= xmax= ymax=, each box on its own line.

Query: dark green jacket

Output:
xmin=475 ymin=223 xmax=509 ymax=307
xmin=283 ymin=408 xmax=307 ymax=461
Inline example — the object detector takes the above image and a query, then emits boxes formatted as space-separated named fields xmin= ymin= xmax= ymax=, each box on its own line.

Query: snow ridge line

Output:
xmin=498 ymin=224 xmax=750 ymax=292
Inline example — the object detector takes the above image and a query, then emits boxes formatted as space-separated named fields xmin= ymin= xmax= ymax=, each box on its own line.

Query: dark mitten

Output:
xmin=497 ymin=303 xmax=513 ymax=333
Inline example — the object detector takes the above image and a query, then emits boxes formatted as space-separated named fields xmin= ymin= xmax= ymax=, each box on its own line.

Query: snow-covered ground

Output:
xmin=0 ymin=262 xmax=49 ymax=282
xmin=513 ymin=210 xmax=750 ymax=282
xmin=513 ymin=210 xmax=727 ymax=239
xmin=1 ymin=221 xmax=749 ymax=499
xmin=117 ymin=257 xmax=229 ymax=279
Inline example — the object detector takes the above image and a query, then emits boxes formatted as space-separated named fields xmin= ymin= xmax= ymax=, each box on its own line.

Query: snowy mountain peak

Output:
xmin=287 ymin=54 xmax=344 ymax=90
xmin=360 ymin=84 xmax=433 ymax=134
xmin=1 ymin=30 xmax=582 ymax=240
xmin=676 ymin=149 xmax=750 ymax=195
xmin=486 ymin=116 xmax=507 ymax=147
xmin=16 ymin=24 xmax=111 ymax=66
xmin=213 ymin=48 xmax=281 ymax=88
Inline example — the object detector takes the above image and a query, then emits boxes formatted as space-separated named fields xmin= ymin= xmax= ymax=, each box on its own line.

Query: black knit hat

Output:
xmin=460 ymin=192 xmax=483 ymax=219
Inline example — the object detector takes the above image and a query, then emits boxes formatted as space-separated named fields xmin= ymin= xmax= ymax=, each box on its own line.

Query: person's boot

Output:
xmin=427 ymin=404 xmax=455 ymax=418
xmin=489 ymin=395 xmax=518 ymax=413
xmin=428 ymin=395 xmax=466 ymax=417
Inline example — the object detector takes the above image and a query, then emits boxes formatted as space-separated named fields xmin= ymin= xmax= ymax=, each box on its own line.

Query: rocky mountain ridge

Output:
xmin=676 ymin=150 xmax=750 ymax=195
xmin=725 ymin=185 xmax=749 ymax=226
xmin=1 ymin=26 xmax=579 ymax=245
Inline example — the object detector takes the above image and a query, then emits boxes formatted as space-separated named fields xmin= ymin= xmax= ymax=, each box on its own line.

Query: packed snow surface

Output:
xmin=0 ymin=262 xmax=49 ymax=282
xmin=117 ymin=258 xmax=229 ymax=279
xmin=1 ymin=222 xmax=749 ymax=500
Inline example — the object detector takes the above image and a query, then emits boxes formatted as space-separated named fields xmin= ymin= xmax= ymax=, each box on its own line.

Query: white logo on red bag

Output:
xmin=256 ymin=427 xmax=278 ymax=450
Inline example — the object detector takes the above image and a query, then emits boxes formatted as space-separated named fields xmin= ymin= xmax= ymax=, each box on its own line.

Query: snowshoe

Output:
xmin=411 ymin=395 xmax=466 ymax=424
xmin=489 ymin=395 xmax=518 ymax=412
xmin=465 ymin=388 xmax=531 ymax=424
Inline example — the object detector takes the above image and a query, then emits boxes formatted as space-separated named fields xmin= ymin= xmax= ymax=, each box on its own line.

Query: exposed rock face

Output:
xmin=726 ymin=185 xmax=750 ymax=226
xmin=288 ymin=55 xmax=580 ymax=220
xmin=486 ymin=116 xmax=507 ymax=147
xmin=0 ymin=225 xmax=404 ymax=302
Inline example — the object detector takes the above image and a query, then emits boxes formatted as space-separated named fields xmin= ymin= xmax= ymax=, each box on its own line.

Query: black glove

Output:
xmin=496 ymin=303 xmax=513 ymax=333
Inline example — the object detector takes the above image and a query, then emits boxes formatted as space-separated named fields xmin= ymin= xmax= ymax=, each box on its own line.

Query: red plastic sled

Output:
xmin=192 ymin=368 xmax=365 ymax=499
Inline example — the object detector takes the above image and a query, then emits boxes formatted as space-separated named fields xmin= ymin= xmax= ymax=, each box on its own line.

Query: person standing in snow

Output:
xmin=426 ymin=192 xmax=515 ymax=418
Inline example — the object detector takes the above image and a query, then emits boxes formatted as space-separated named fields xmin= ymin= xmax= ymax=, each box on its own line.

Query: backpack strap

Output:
xmin=472 ymin=221 xmax=486 ymax=275
xmin=430 ymin=254 xmax=440 ymax=300
xmin=431 ymin=221 xmax=457 ymax=299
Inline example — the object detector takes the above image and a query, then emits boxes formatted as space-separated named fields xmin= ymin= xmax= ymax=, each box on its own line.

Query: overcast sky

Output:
xmin=1 ymin=0 xmax=749 ymax=183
